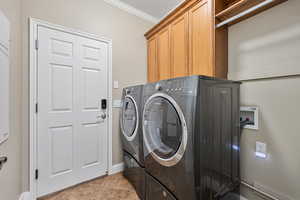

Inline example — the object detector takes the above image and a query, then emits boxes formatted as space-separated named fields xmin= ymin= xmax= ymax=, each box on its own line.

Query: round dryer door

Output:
xmin=143 ymin=93 xmax=187 ymax=167
xmin=121 ymin=95 xmax=139 ymax=141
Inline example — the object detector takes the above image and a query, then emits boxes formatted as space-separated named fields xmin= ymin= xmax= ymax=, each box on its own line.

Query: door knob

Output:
xmin=0 ymin=156 xmax=8 ymax=170
xmin=100 ymin=113 xmax=107 ymax=119
xmin=97 ymin=113 xmax=107 ymax=120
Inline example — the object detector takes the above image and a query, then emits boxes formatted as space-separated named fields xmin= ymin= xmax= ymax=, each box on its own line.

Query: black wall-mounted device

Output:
xmin=101 ymin=99 xmax=107 ymax=110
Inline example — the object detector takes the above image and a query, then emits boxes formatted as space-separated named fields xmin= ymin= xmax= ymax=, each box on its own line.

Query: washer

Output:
xmin=142 ymin=76 xmax=241 ymax=200
xmin=120 ymin=85 xmax=145 ymax=199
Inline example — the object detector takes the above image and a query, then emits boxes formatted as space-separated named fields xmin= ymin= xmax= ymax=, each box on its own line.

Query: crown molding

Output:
xmin=158 ymin=0 xmax=185 ymax=22
xmin=103 ymin=0 xmax=159 ymax=24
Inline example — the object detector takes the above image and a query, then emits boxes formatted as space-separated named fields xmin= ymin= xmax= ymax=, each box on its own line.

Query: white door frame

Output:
xmin=29 ymin=18 xmax=113 ymax=199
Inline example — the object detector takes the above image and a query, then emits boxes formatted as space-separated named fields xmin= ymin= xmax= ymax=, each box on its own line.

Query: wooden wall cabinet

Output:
xmin=145 ymin=0 xmax=287 ymax=82
xmin=145 ymin=0 xmax=226 ymax=82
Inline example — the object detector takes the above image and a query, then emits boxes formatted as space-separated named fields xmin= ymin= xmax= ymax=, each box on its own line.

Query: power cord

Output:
xmin=240 ymin=119 xmax=254 ymax=132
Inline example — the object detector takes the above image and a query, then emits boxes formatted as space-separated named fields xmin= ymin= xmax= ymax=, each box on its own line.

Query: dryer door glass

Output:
xmin=122 ymin=97 xmax=137 ymax=138
xmin=143 ymin=96 xmax=182 ymax=160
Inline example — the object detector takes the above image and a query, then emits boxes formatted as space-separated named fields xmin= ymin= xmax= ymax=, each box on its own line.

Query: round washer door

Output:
xmin=121 ymin=95 xmax=139 ymax=141
xmin=143 ymin=93 xmax=187 ymax=167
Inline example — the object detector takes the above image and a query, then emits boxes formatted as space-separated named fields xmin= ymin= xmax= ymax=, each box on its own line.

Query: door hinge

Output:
xmin=35 ymin=39 xmax=39 ymax=50
xmin=35 ymin=169 xmax=39 ymax=180
xmin=35 ymin=103 xmax=38 ymax=113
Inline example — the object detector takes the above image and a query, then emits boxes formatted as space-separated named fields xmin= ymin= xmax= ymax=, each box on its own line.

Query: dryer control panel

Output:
xmin=152 ymin=76 xmax=199 ymax=96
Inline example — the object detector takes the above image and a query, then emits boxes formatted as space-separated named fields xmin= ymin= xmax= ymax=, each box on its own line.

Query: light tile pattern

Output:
xmin=39 ymin=173 xmax=140 ymax=200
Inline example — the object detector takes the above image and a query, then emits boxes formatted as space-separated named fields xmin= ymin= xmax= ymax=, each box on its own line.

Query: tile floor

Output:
xmin=39 ymin=173 xmax=139 ymax=200
xmin=37 ymin=172 xmax=268 ymax=200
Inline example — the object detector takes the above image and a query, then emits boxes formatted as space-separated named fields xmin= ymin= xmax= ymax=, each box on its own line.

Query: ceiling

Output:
xmin=119 ymin=0 xmax=184 ymax=20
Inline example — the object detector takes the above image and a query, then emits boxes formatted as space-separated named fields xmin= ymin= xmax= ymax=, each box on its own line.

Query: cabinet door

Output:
xmin=147 ymin=36 xmax=158 ymax=82
xmin=189 ymin=0 xmax=213 ymax=76
xmin=157 ymin=27 xmax=171 ymax=80
xmin=170 ymin=13 xmax=189 ymax=78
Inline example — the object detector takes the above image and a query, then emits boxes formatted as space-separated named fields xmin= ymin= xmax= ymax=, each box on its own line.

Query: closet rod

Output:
xmin=215 ymin=0 xmax=274 ymax=28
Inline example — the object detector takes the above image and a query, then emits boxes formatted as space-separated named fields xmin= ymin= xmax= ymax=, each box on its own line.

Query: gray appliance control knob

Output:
xmin=155 ymin=84 xmax=162 ymax=91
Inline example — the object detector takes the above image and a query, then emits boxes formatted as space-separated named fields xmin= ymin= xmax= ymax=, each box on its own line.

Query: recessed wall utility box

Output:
xmin=240 ymin=106 xmax=259 ymax=130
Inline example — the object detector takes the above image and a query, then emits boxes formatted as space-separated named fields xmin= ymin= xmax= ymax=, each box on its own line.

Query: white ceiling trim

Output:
xmin=158 ymin=0 xmax=184 ymax=22
xmin=103 ymin=0 xmax=159 ymax=24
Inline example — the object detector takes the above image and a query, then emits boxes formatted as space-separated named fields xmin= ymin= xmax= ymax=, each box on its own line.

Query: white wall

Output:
xmin=229 ymin=0 xmax=300 ymax=199
xmin=0 ymin=0 xmax=22 ymax=199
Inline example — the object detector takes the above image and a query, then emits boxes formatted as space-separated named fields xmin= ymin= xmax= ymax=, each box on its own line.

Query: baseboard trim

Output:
xmin=19 ymin=192 xmax=31 ymax=200
xmin=108 ymin=162 xmax=124 ymax=175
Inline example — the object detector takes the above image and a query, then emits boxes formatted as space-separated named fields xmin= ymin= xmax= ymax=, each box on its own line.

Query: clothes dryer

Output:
xmin=142 ymin=76 xmax=241 ymax=200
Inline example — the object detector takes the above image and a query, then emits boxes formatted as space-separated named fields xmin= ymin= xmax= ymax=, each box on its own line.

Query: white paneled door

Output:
xmin=0 ymin=10 xmax=9 ymax=145
xmin=37 ymin=26 xmax=109 ymax=197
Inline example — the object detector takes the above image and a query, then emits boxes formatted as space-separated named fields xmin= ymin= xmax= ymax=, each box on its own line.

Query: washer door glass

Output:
xmin=143 ymin=96 xmax=183 ymax=160
xmin=122 ymin=97 xmax=138 ymax=138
